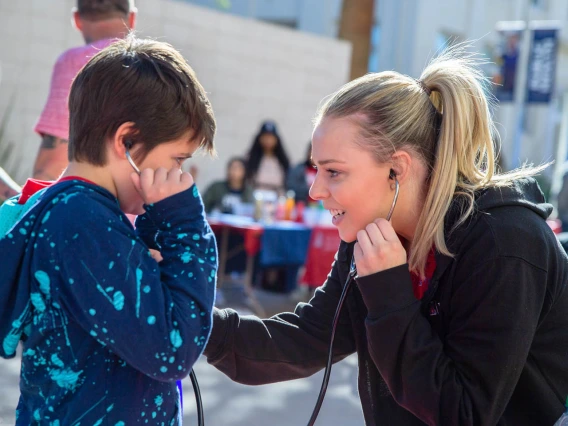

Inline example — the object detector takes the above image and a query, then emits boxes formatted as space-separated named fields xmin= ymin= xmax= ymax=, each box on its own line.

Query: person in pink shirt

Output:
xmin=32 ymin=0 xmax=136 ymax=180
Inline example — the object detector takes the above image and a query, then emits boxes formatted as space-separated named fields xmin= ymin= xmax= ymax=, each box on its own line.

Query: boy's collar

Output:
xmin=18 ymin=176 xmax=96 ymax=205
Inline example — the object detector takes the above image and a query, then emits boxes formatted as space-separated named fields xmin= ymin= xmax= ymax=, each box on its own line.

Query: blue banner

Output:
xmin=527 ymin=28 xmax=559 ymax=103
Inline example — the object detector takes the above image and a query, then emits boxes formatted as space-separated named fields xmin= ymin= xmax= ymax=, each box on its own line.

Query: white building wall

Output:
xmin=378 ymin=0 xmax=568 ymax=174
xmin=0 ymin=0 xmax=351 ymax=191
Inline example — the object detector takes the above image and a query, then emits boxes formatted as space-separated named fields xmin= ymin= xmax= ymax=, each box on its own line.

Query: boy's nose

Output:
xmin=309 ymin=173 xmax=328 ymax=201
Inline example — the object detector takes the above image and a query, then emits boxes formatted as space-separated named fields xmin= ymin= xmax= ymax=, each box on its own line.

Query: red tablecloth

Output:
xmin=208 ymin=215 xmax=341 ymax=291
xmin=208 ymin=219 xmax=264 ymax=256
xmin=301 ymin=225 xmax=341 ymax=288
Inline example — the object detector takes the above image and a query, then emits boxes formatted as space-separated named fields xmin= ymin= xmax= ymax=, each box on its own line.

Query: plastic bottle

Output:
xmin=284 ymin=190 xmax=296 ymax=221
xmin=253 ymin=191 xmax=263 ymax=222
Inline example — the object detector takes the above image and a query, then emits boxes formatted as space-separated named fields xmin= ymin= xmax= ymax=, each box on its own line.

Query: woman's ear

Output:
xmin=390 ymin=150 xmax=413 ymax=183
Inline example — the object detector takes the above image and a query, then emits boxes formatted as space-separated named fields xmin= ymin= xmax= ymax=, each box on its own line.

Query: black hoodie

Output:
xmin=204 ymin=177 xmax=568 ymax=425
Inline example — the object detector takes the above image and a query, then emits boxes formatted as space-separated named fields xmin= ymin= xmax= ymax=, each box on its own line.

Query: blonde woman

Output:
xmin=203 ymin=49 xmax=568 ymax=425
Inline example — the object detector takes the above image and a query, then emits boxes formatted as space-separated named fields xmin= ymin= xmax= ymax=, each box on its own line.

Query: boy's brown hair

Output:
xmin=68 ymin=35 xmax=216 ymax=165
xmin=77 ymin=0 xmax=134 ymax=21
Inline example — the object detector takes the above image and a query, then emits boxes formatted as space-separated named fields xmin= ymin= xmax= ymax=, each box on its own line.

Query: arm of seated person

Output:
xmin=32 ymin=134 xmax=69 ymax=180
xmin=0 ymin=167 xmax=21 ymax=201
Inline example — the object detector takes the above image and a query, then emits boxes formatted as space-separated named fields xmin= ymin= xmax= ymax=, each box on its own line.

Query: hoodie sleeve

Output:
xmin=203 ymin=249 xmax=356 ymax=385
xmin=43 ymin=185 xmax=217 ymax=381
xmin=135 ymin=212 xmax=160 ymax=250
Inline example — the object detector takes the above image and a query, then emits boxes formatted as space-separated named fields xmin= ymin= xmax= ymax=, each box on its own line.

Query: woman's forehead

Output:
xmin=312 ymin=119 xmax=362 ymax=153
xmin=313 ymin=115 xmax=364 ymax=141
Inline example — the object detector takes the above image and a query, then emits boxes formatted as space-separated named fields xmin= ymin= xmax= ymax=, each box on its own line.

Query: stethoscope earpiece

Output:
xmin=386 ymin=176 xmax=399 ymax=222
xmin=125 ymin=148 xmax=141 ymax=175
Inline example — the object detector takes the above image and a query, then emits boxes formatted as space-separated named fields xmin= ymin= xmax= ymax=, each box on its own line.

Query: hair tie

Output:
xmin=417 ymin=79 xmax=431 ymax=96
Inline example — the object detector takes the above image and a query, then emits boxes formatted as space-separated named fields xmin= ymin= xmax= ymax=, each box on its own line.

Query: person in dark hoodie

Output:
xmin=203 ymin=47 xmax=568 ymax=425
xmin=0 ymin=36 xmax=217 ymax=424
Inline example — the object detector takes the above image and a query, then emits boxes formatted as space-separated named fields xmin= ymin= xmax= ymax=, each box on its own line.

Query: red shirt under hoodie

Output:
xmin=409 ymin=248 xmax=437 ymax=300
xmin=18 ymin=177 xmax=95 ymax=205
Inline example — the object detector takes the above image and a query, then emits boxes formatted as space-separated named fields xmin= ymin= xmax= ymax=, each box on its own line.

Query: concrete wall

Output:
xmin=180 ymin=0 xmax=343 ymax=38
xmin=0 ymin=0 xmax=84 ymax=181
xmin=0 ymin=0 xmax=351 ymax=191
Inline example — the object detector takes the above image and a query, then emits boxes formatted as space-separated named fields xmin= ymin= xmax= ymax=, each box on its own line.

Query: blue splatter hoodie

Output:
xmin=0 ymin=179 xmax=217 ymax=425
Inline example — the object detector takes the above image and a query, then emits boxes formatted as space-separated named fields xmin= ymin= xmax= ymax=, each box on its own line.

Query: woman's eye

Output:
xmin=175 ymin=158 xmax=185 ymax=166
xmin=327 ymin=169 xmax=339 ymax=178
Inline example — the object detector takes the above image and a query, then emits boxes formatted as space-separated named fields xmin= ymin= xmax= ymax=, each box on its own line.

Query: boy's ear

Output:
xmin=110 ymin=122 xmax=137 ymax=159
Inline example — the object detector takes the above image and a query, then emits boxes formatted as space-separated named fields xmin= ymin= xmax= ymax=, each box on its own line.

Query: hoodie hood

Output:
xmin=475 ymin=177 xmax=551 ymax=220
xmin=0 ymin=188 xmax=46 ymax=238
xmin=443 ymin=177 xmax=551 ymax=255
xmin=446 ymin=177 xmax=551 ymax=229
xmin=0 ymin=180 xmax=99 ymax=358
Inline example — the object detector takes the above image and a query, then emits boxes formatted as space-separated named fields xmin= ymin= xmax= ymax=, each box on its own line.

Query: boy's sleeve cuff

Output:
xmin=356 ymin=264 xmax=418 ymax=317
xmin=143 ymin=184 xmax=205 ymax=223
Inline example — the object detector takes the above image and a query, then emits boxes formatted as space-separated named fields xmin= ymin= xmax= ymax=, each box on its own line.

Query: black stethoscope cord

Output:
xmin=189 ymin=369 xmax=204 ymax=425
xmin=191 ymin=264 xmax=357 ymax=426
xmin=307 ymin=259 xmax=357 ymax=426
xmin=190 ymin=176 xmax=399 ymax=426
xmin=186 ymin=270 xmax=357 ymax=426
xmin=307 ymin=174 xmax=399 ymax=425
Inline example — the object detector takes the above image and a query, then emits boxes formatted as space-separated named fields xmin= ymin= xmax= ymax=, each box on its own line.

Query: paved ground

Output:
xmin=0 ymin=355 xmax=20 ymax=425
xmin=0 ymin=286 xmax=364 ymax=425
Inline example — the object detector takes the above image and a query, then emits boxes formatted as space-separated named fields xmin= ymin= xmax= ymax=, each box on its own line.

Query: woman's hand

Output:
xmin=353 ymin=218 xmax=407 ymax=277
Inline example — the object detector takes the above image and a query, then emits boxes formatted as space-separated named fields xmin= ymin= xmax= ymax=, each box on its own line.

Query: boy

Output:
xmin=0 ymin=35 xmax=217 ymax=424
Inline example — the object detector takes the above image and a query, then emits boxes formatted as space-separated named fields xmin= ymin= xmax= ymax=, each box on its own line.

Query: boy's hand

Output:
xmin=149 ymin=249 xmax=163 ymax=263
xmin=131 ymin=167 xmax=194 ymax=205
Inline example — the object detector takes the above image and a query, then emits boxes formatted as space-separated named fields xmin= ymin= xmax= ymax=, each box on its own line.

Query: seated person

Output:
xmin=203 ymin=157 xmax=254 ymax=214
xmin=286 ymin=143 xmax=317 ymax=204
